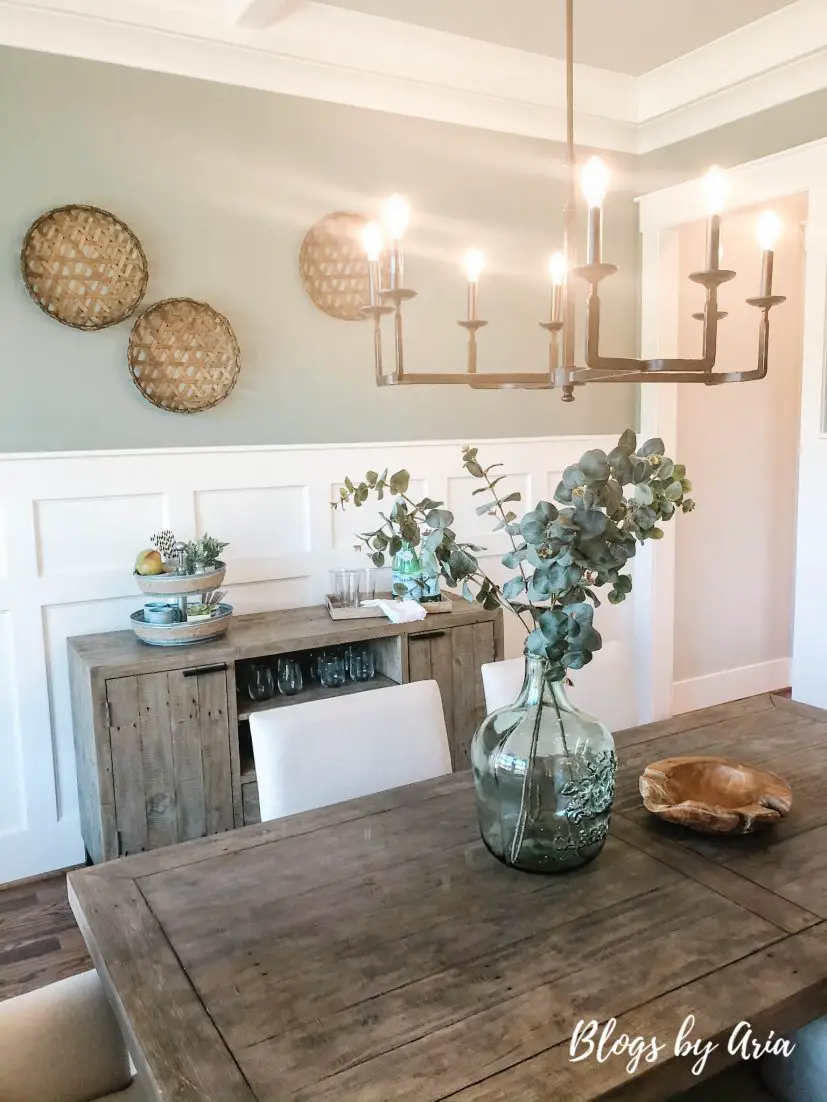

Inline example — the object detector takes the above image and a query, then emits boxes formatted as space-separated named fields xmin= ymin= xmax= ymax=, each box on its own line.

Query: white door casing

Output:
xmin=637 ymin=138 xmax=827 ymax=716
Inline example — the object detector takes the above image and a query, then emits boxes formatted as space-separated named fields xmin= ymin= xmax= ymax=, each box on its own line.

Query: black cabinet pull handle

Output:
xmin=410 ymin=630 xmax=446 ymax=640
xmin=183 ymin=663 xmax=227 ymax=677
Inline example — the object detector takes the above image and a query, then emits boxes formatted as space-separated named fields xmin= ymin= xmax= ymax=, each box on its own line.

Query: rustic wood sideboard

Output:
xmin=67 ymin=599 xmax=503 ymax=863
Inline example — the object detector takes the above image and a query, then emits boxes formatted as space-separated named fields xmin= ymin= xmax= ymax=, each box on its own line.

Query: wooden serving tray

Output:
xmin=326 ymin=595 xmax=454 ymax=621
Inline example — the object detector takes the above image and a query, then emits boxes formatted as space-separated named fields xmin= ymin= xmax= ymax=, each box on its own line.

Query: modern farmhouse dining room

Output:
xmin=4 ymin=0 xmax=827 ymax=1100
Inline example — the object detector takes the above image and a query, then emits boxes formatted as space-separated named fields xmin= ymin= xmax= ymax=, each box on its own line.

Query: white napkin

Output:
xmin=361 ymin=599 xmax=427 ymax=623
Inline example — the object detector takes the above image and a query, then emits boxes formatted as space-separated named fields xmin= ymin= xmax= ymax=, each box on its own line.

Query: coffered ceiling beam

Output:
xmin=227 ymin=0 xmax=295 ymax=30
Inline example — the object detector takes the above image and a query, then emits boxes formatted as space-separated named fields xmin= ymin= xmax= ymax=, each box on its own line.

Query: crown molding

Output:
xmin=636 ymin=0 xmax=827 ymax=153
xmin=0 ymin=0 xmax=639 ymax=151
xmin=0 ymin=0 xmax=825 ymax=155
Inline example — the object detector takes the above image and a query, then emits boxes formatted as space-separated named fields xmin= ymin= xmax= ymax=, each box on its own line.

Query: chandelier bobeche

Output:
xmin=359 ymin=0 xmax=786 ymax=401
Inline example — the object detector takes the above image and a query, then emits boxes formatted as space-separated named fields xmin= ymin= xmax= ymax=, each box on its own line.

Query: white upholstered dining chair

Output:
xmin=0 ymin=969 xmax=145 ymax=1102
xmin=249 ymin=679 xmax=452 ymax=821
xmin=481 ymin=656 xmax=525 ymax=715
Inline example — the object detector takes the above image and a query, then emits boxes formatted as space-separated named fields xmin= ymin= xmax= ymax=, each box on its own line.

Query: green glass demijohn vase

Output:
xmin=470 ymin=650 xmax=617 ymax=873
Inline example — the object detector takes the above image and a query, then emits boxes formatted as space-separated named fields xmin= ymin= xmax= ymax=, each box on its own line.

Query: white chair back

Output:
xmin=249 ymin=679 xmax=452 ymax=821
xmin=481 ymin=656 xmax=525 ymax=714
xmin=483 ymin=644 xmax=632 ymax=730
xmin=0 ymin=970 xmax=136 ymax=1102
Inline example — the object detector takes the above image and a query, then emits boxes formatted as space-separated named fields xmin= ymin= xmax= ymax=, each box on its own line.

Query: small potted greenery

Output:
xmin=181 ymin=534 xmax=229 ymax=575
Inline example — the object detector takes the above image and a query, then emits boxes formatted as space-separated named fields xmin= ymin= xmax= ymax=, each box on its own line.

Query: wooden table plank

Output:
xmin=67 ymin=872 xmax=255 ymax=1102
xmin=238 ymin=880 xmax=781 ymax=1101
xmin=148 ymin=838 xmax=678 ymax=1049
xmin=613 ymin=693 xmax=777 ymax=751
xmin=104 ymin=770 xmax=469 ymax=880
xmin=724 ymin=824 xmax=827 ymax=917
xmin=449 ymin=930 xmax=827 ymax=1101
xmin=67 ymin=694 xmax=827 ymax=1102
xmin=610 ymin=815 xmax=820 ymax=933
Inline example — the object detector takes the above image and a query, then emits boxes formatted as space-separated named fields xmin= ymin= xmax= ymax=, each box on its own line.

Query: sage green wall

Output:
xmin=0 ymin=47 xmax=638 ymax=453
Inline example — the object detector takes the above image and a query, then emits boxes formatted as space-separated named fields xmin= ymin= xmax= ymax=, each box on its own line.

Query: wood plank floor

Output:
xmin=0 ymin=869 xmax=90 ymax=1002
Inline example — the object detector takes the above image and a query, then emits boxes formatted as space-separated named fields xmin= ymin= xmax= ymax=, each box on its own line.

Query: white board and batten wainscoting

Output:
xmin=0 ymin=434 xmax=643 ymax=882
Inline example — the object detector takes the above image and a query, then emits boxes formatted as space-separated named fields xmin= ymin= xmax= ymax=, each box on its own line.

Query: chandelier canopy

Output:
xmin=359 ymin=0 xmax=786 ymax=401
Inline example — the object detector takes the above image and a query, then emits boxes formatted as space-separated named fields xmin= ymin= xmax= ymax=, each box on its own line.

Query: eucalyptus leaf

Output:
xmin=502 ymin=548 xmax=527 ymax=569
xmin=618 ymin=428 xmax=637 ymax=454
xmin=520 ymin=517 xmax=548 ymax=544
xmin=426 ymin=508 xmax=454 ymax=529
xmin=389 ymin=469 xmax=410 ymax=495
xmin=502 ymin=577 xmax=527 ymax=600
xmin=578 ymin=449 xmax=610 ymax=482
xmin=639 ymin=437 xmax=665 ymax=457
xmin=562 ymin=465 xmax=588 ymax=490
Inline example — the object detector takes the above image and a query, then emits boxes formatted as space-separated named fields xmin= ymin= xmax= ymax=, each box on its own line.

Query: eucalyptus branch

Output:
xmin=477 ymin=461 xmax=536 ymax=632
xmin=334 ymin=433 xmax=694 ymax=681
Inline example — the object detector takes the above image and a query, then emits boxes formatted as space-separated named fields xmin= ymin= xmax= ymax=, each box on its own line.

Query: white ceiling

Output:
xmin=314 ymin=0 xmax=799 ymax=75
xmin=0 ymin=0 xmax=825 ymax=153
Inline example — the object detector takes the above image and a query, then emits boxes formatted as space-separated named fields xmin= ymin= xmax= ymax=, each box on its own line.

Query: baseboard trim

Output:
xmin=672 ymin=658 xmax=791 ymax=716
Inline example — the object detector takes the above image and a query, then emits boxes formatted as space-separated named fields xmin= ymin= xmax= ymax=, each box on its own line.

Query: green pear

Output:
xmin=135 ymin=549 xmax=164 ymax=576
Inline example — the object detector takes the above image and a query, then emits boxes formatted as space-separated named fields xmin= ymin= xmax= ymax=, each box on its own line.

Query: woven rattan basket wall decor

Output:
xmin=300 ymin=211 xmax=389 ymax=321
xmin=21 ymin=204 xmax=148 ymax=330
xmin=128 ymin=298 xmax=241 ymax=414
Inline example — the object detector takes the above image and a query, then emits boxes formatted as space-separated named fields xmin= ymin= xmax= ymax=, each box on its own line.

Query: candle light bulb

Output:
xmin=758 ymin=210 xmax=783 ymax=250
xmin=384 ymin=193 xmax=410 ymax=240
xmin=362 ymin=221 xmax=383 ymax=262
xmin=702 ymin=166 xmax=728 ymax=215
xmin=549 ymin=251 xmax=567 ymax=286
xmin=464 ymin=249 xmax=485 ymax=283
xmin=581 ymin=157 xmax=609 ymax=208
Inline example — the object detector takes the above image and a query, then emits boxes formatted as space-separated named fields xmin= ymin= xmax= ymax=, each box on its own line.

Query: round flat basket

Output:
xmin=300 ymin=211 xmax=380 ymax=321
xmin=21 ymin=204 xmax=148 ymax=330
xmin=134 ymin=562 xmax=226 ymax=597
xmin=128 ymin=298 xmax=241 ymax=413
xmin=130 ymin=604 xmax=233 ymax=647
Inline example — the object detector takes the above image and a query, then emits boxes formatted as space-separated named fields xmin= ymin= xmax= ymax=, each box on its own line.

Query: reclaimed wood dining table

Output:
xmin=68 ymin=692 xmax=827 ymax=1101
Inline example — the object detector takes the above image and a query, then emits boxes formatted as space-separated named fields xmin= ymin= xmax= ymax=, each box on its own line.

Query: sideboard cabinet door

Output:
xmin=106 ymin=667 xmax=235 ymax=855
xmin=408 ymin=622 xmax=495 ymax=770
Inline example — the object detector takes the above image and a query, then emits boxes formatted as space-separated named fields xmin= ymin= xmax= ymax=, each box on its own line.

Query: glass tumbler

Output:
xmin=360 ymin=567 xmax=377 ymax=601
xmin=348 ymin=643 xmax=376 ymax=683
xmin=330 ymin=569 xmax=361 ymax=608
xmin=246 ymin=662 xmax=275 ymax=702
xmin=276 ymin=656 xmax=304 ymax=696
xmin=308 ymin=651 xmax=322 ymax=682
xmin=320 ymin=651 xmax=347 ymax=688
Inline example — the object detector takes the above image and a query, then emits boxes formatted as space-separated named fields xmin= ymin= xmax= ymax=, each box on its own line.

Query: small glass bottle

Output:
xmin=392 ymin=541 xmax=440 ymax=602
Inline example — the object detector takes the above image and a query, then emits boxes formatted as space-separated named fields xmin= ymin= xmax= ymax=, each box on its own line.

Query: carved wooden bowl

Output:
xmin=639 ymin=756 xmax=792 ymax=835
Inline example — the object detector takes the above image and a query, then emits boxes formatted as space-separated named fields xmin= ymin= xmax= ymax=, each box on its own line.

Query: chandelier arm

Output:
xmin=387 ymin=372 xmax=555 ymax=388
xmin=703 ymin=306 xmax=772 ymax=385
xmin=582 ymin=285 xmax=720 ymax=375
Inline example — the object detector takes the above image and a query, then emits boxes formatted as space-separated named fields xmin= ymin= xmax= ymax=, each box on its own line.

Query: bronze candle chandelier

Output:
xmin=360 ymin=0 xmax=786 ymax=401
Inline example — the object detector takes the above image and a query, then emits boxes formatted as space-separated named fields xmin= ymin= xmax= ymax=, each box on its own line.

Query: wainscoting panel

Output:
xmin=0 ymin=435 xmax=637 ymax=882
